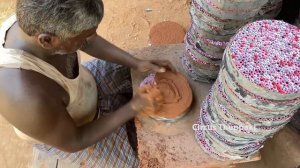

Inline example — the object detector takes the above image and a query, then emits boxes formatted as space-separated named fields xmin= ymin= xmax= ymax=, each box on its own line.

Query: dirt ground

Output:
xmin=0 ymin=0 xmax=190 ymax=167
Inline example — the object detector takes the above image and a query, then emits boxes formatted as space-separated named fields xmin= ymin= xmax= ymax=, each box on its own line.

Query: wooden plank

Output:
xmin=130 ymin=44 xmax=261 ymax=168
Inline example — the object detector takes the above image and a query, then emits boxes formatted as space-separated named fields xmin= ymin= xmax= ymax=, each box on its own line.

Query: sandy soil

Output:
xmin=0 ymin=0 xmax=190 ymax=167
xmin=0 ymin=0 xmax=191 ymax=49
xmin=97 ymin=0 xmax=191 ymax=49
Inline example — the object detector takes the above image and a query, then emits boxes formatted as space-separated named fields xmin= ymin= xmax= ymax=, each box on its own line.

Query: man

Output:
xmin=0 ymin=0 xmax=175 ymax=167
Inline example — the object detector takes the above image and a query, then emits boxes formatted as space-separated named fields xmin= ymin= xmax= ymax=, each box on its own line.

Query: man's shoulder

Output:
xmin=0 ymin=68 xmax=71 ymax=143
xmin=0 ymin=68 xmax=68 ymax=107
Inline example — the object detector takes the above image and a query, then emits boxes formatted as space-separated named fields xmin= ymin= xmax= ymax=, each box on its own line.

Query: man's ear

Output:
xmin=37 ymin=34 xmax=57 ymax=49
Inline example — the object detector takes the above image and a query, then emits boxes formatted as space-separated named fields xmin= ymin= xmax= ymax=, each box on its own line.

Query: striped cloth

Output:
xmin=34 ymin=59 xmax=139 ymax=168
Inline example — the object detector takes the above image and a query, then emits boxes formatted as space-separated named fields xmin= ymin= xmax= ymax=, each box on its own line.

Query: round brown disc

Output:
xmin=142 ymin=71 xmax=193 ymax=120
xmin=149 ymin=21 xmax=186 ymax=45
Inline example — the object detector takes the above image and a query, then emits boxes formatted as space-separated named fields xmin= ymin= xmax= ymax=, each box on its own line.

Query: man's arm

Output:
xmin=82 ymin=35 xmax=176 ymax=72
xmin=82 ymin=35 xmax=140 ymax=69
xmin=0 ymin=69 xmax=148 ymax=152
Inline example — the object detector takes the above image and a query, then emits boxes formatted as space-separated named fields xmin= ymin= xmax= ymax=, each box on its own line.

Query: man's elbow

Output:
xmin=58 ymin=142 xmax=86 ymax=153
xmin=55 ymin=134 xmax=86 ymax=153
xmin=61 ymin=146 xmax=83 ymax=153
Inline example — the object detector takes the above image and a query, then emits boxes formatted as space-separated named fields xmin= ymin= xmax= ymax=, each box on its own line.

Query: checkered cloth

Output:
xmin=34 ymin=59 xmax=139 ymax=168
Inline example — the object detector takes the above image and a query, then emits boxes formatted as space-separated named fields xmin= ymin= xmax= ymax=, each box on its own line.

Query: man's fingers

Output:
xmin=152 ymin=60 xmax=176 ymax=72
xmin=149 ymin=63 xmax=166 ymax=73
xmin=166 ymin=62 xmax=176 ymax=72
xmin=138 ymin=85 xmax=149 ymax=94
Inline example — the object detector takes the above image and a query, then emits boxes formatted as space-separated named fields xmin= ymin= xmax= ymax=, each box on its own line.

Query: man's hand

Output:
xmin=129 ymin=85 xmax=163 ymax=115
xmin=135 ymin=60 xmax=177 ymax=73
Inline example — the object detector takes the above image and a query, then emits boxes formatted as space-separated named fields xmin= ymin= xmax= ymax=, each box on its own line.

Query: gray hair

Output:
xmin=16 ymin=0 xmax=104 ymax=40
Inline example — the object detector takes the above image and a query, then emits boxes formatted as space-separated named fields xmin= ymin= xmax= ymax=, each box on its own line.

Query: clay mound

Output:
xmin=149 ymin=21 xmax=186 ymax=45
xmin=140 ymin=71 xmax=193 ymax=121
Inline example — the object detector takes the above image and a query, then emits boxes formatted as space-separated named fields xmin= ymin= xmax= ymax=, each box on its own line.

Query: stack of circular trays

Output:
xmin=254 ymin=0 xmax=283 ymax=20
xmin=296 ymin=11 xmax=300 ymax=28
xmin=182 ymin=0 xmax=283 ymax=83
xmin=194 ymin=20 xmax=300 ymax=160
